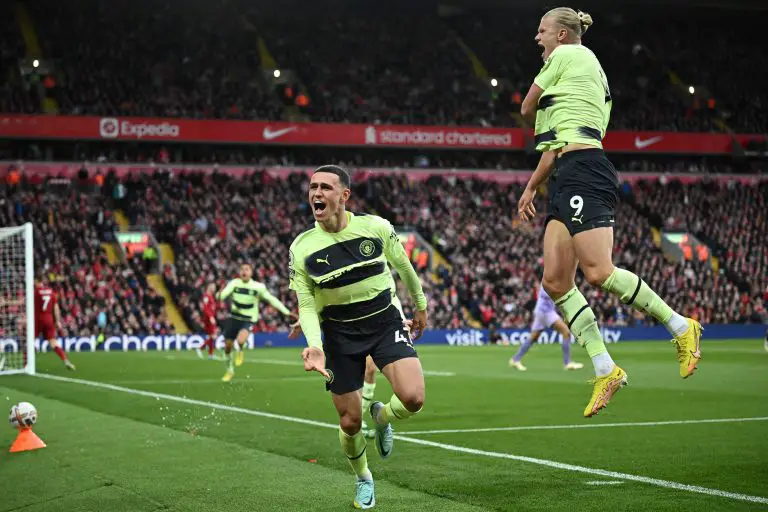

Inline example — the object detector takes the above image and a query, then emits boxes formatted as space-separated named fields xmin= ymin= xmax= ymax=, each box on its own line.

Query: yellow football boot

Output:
xmin=584 ymin=365 xmax=628 ymax=418
xmin=672 ymin=318 xmax=702 ymax=378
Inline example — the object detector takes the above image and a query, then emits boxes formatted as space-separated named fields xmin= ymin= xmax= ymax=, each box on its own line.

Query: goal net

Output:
xmin=0 ymin=224 xmax=35 ymax=375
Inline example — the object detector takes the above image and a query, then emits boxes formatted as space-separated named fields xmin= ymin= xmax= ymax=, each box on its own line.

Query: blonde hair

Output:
xmin=543 ymin=7 xmax=593 ymax=39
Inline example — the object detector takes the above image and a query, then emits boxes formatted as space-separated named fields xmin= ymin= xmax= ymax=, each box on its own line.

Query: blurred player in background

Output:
xmin=518 ymin=7 xmax=701 ymax=417
xmin=96 ymin=300 xmax=108 ymax=345
xmin=289 ymin=165 xmax=428 ymax=509
xmin=509 ymin=285 xmax=583 ymax=371
xmin=196 ymin=283 xmax=219 ymax=360
xmin=217 ymin=263 xmax=295 ymax=381
xmin=34 ymin=277 xmax=75 ymax=370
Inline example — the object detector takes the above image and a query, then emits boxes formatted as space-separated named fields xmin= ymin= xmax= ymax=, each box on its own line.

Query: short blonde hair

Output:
xmin=543 ymin=7 xmax=593 ymax=39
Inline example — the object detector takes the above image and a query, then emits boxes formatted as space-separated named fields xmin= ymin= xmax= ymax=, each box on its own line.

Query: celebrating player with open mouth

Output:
xmin=517 ymin=7 xmax=702 ymax=417
xmin=288 ymin=165 xmax=428 ymax=509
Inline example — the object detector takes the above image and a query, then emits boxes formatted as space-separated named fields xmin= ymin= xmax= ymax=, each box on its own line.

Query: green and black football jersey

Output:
xmin=289 ymin=212 xmax=427 ymax=349
xmin=217 ymin=278 xmax=290 ymax=323
xmin=533 ymin=44 xmax=612 ymax=152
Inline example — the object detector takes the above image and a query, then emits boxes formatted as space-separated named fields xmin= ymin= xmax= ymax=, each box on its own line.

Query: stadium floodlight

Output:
xmin=274 ymin=69 xmax=281 ymax=78
xmin=688 ymin=86 xmax=695 ymax=94
xmin=490 ymin=78 xmax=498 ymax=87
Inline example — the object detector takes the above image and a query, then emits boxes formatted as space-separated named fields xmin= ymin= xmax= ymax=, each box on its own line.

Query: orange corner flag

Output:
xmin=9 ymin=427 xmax=47 ymax=453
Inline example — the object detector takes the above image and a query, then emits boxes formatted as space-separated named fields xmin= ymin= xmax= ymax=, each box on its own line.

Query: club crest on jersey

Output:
xmin=359 ymin=240 xmax=376 ymax=257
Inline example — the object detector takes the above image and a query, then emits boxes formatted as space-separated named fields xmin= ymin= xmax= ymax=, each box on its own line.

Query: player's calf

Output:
xmin=48 ymin=339 xmax=74 ymax=369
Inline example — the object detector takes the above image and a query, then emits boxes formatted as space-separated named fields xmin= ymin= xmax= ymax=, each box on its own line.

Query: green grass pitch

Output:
xmin=0 ymin=340 xmax=766 ymax=511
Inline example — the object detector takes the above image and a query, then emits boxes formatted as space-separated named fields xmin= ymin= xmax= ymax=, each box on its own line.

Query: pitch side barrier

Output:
xmin=0 ymin=325 xmax=763 ymax=353
xmin=2 ymin=161 xmax=768 ymax=186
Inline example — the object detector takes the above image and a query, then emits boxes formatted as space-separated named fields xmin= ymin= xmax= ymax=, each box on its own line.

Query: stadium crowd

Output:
xmin=633 ymin=179 xmax=768 ymax=318
xmin=6 ymin=0 xmax=283 ymax=120
xmin=1 ymin=164 xmax=765 ymax=338
xmin=0 ymin=181 xmax=172 ymax=337
xmin=1 ymin=1 xmax=764 ymax=132
xmin=365 ymin=174 xmax=759 ymax=328
xmin=107 ymin=169 xmax=765 ymax=332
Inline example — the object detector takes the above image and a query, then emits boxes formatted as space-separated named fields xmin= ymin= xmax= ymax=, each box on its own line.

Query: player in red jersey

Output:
xmin=196 ymin=283 xmax=219 ymax=360
xmin=34 ymin=277 xmax=75 ymax=370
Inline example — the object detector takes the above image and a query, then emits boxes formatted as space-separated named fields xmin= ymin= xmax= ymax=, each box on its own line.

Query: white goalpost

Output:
xmin=0 ymin=223 xmax=35 ymax=375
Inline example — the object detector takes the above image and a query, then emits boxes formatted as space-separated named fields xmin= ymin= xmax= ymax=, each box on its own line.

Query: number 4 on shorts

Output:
xmin=395 ymin=330 xmax=411 ymax=345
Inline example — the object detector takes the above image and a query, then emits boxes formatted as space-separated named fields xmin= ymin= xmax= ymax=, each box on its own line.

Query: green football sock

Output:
xmin=554 ymin=287 xmax=606 ymax=358
xmin=379 ymin=394 xmax=419 ymax=424
xmin=225 ymin=350 xmax=234 ymax=372
xmin=361 ymin=381 xmax=376 ymax=416
xmin=339 ymin=428 xmax=371 ymax=480
xmin=601 ymin=267 xmax=675 ymax=323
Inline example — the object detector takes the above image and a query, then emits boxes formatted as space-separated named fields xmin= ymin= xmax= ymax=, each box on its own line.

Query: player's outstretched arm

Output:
xmin=381 ymin=220 xmax=428 ymax=339
xmin=216 ymin=279 xmax=236 ymax=301
xmin=258 ymin=286 xmax=293 ymax=318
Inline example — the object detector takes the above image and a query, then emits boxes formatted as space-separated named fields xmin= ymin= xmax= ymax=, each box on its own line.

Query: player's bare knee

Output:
xmin=339 ymin=411 xmax=362 ymax=435
xmin=400 ymin=390 xmax=425 ymax=413
xmin=542 ymin=275 xmax=569 ymax=299
xmin=582 ymin=264 xmax=613 ymax=288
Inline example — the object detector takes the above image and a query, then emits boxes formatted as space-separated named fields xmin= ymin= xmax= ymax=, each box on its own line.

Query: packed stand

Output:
xmin=122 ymin=171 xmax=306 ymax=333
xmin=0 ymin=178 xmax=172 ymax=337
xmin=6 ymin=1 xmax=763 ymax=131
xmin=18 ymin=0 xmax=283 ymax=120
xmin=117 ymin=170 xmax=451 ymax=331
xmin=365 ymin=174 xmax=751 ymax=328
xmin=0 ymin=11 xmax=36 ymax=114
xmin=119 ymin=169 xmax=758 ymax=331
xmin=447 ymin=8 xmax=765 ymax=133
xmin=632 ymin=179 xmax=768 ymax=321
xmin=254 ymin=0 xmax=507 ymax=127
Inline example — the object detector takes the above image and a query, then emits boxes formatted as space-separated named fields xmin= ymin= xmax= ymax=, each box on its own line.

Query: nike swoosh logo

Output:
xmin=634 ymin=135 xmax=663 ymax=149
xmin=263 ymin=126 xmax=297 ymax=140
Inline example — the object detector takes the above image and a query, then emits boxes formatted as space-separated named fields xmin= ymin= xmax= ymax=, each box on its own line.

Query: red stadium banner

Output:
xmin=0 ymin=114 xmax=762 ymax=154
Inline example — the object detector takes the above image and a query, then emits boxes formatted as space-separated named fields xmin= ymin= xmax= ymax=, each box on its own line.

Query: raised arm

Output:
xmin=216 ymin=279 xmax=237 ymax=301
xmin=258 ymin=285 xmax=292 ymax=317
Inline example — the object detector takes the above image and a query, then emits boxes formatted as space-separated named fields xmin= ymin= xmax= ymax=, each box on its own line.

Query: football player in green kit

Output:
xmin=288 ymin=165 xmax=428 ymax=509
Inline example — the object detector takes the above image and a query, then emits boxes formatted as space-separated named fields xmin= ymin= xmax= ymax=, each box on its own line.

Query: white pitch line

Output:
xmin=585 ymin=481 xmax=624 ymax=486
xmin=32 ymin=373 xmax=768 ymax=506
xmin=114 ymin=376 xmax=317 ymax=385
xmin=399 ymin=416 xmax=768 ymax=435
xmin=396 ymin=436 xmax=768 ymax=505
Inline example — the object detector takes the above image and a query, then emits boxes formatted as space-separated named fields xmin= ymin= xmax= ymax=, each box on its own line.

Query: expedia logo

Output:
xmin=99 ymin=118 xmax=119 ymax=139
xmin=98 ymin=118 xmax=181 ymax=139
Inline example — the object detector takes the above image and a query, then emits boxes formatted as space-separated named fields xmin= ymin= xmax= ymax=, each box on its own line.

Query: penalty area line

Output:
xmin=34 ymin=373 xmax=768 ymax=506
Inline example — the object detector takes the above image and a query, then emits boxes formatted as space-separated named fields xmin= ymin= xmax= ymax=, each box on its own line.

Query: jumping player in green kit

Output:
xmin=517 ymin=7 xmax=703 ymax=418
xmin=288 ymin=165 xmax=428 ymax=509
